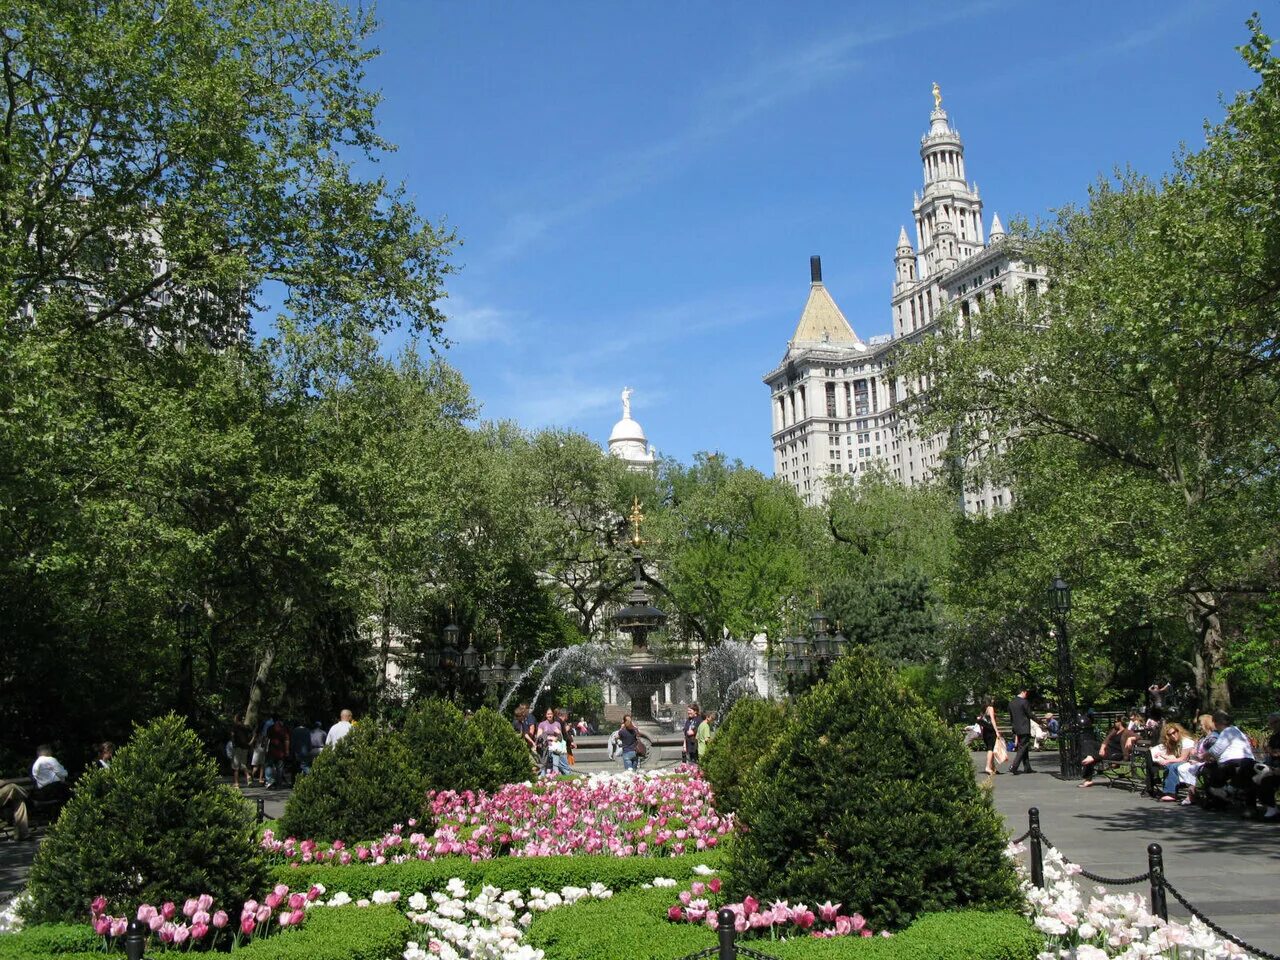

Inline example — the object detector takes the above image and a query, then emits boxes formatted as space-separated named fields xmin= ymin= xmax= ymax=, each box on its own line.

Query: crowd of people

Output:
xmin=972 ymin=686 xmax=1279 ymax=822
xmin=225 ymin=709 xmax=355 ymax=790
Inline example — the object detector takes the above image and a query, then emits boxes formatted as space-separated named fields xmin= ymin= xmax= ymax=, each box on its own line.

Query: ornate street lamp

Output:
xmin=1048 ymin=577 xmax=1082 ymax=779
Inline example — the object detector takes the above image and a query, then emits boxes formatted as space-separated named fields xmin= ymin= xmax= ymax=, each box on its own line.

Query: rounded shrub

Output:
xmin=465 ymin=706 xmax=534 ymax=790
xmin=700 ymin=697 xmax=786 ymax=814
xmin=727 ymin=652 xmax=1020 ymax=930
xmin=25 ymin=714 xmax=265 ymax=924
xmin=402 ymin=698 xmax=473 ymax=792
xmin=277 ymin=720 xmax=422 ymax=842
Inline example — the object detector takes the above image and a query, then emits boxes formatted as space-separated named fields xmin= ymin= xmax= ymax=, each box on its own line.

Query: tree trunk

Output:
xmin=1184 ymin=590 xmax=1231 ymax=711
xmin=243 ymin=644 xmax=276 ymax=731
xmin=375 ymin=597 xmax=392 ymax=709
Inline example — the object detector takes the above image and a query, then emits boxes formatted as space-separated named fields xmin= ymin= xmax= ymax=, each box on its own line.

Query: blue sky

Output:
xmin=351 ymin=0 xmax=1258 ymax=472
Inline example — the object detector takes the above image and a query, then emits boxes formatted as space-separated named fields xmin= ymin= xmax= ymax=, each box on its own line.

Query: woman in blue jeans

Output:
xmin=1153 ymin=722 xmax=1196 ymax=800
xmin=614 ymin=716 xmax=652 ymax=771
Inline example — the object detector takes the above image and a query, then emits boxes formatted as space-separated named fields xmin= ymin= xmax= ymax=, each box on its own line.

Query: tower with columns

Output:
xmin=764 ymin=86 xmax=1044 ymax=511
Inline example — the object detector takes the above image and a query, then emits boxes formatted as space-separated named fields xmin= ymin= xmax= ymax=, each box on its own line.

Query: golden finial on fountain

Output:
xmin=628 ymin=496 xmax=646 ymax=548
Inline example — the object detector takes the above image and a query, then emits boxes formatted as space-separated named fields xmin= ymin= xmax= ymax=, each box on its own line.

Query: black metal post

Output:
xmin=256 ymin=797 xmax=265 ymax=824
xmin=124 ymin=917 xmax=147 ymax=960
xmin=1147 ymin=843 xmax=1168 ymax=921
xmin=1029 ymin=807 xmax=1044 ymax=888
xmin=1054 ymin=619 xmax=1082 ymax=779
xmin=716 ymin=907 xmax=737 ymax=960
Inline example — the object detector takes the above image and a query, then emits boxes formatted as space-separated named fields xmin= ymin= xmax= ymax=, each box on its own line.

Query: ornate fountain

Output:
xmin=609 ymin=499 xmax=689 ymax=721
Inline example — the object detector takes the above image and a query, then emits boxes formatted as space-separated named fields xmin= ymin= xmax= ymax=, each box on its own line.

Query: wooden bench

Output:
xmin=1096 ymin=748 xmax=1156 ymax=795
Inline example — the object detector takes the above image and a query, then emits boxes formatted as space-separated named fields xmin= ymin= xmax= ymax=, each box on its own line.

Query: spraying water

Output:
xmin=497 ymin=648 xmax=565 ymax=714
xmin=696 ymin=640 xmax=761 ymax=713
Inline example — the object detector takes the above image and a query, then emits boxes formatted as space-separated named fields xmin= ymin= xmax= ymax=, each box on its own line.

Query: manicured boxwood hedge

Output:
xmin=0 ymin=907 xmax=411 ymax=960
xmin=525 ymin=886 xmax=1041 ymax=960
xmin=0 ymin=922 xmax=98 ymax=958
xmin=270 ymin=849 xmax=726 ymax=899
xmin=235 ymin=905 xmax=411 ymax=960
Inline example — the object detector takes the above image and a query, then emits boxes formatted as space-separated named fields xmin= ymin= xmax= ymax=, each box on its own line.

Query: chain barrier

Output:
xmin=1022 ymin=807 xmax=1278 ymax=960
xmin=1010 ymin=828 xmax=1031 ymax=844
xmin=1160 ymin=877 xmax=1280 ymax=960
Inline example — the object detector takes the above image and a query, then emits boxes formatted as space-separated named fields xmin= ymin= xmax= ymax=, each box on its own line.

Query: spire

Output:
xmin=989 ymin=212 xmax=1005 ymax=240
xmin=790 ymin=256 xmax=860 ymax=347
xmin=896 ymin=225 xmax=912 ymax=251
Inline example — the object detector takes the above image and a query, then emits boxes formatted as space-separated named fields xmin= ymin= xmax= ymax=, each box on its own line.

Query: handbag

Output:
xmin=993 ymin=739 xmax=1009 ymax=764
xmin=635 ymin=739 xmax=648 ymax=758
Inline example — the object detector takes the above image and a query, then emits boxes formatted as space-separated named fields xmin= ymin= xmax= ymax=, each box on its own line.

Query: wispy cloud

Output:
xmin=488 ymin=1 xmax=1005 ymax=262
xmin=441 ymin=294 xmax=520 ymax=345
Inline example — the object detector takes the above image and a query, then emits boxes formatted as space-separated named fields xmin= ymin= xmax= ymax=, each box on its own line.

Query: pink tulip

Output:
xmin=834 ymin=916 xmax=853 ymax=936
xmin=91 ymin=895 xmax=107 ymax=916
xmin=240 ymin=916 xmax=256 ymax=936
xmin=851 ymin=913 xmax=866 ymax=932
xmin=288 ymin=892 xmax=305 ymax=910
xmin=289 ymin=908 xmax=304 ymax=926
xmin=197 ymin=893 xmax=214 ymax=912
xmin=172 ymin=924 xmax=190 ymax=945
xmin=273 ymin=883 xmax=289 ymax=898
xmin=161 ymin=902 xmax=176 ymax=920
xmin=708 ymin=878 xmax=721 ymax=894
xmin=679 ymin=891 xmax=692 ymax=906
xmin=148 ymin=914 xmax=164 ymax=933
xmin=93 ymin=916 xmax=110 ymax=936
xmin=794 ymin=909 xmax=816 ymax=929
xmin=212 ymin=910 xmax=228 ymax=929
xmin=242 ymin=899 xmax=259 ymax=916
xmin=191 ymin=922 xmax=209 ymax=940
xmin=668 ymin=905 xmax=684 ymax=921
xmin=690 ymin=881 xmax=705 ymax=897
xmin=861 ymin=929 xmax=873 ymax=938
xmin=743 ymin=896 xmax=759 ymax=915
xmin=182 ymin=898 xmax=198 ymax=918
xmin=278 ymin=910 xmax=292 ymax=926
xmin=307 ymin=886 xmax=322 ymax=902
xmin=110 ymin=917 xmax=127 ymax=938
xmin=265 ymin=892 xmax=283 ymax=910
xmin=818 ymin=901 xmax=840 ymax=922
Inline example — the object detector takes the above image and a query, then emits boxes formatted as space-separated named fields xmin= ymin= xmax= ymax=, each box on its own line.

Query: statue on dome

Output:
xmin=621 ymin=386 xmax=633 ymax=420
xmin=932 ymin=81 xmax=942 ymax=111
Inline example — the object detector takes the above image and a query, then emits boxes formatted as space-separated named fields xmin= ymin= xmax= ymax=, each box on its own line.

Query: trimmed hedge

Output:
xmin=526 ymin=886 xmax=715 ymax=960
xmin=0 ymin=923 xmax=98 ymax=957
xmin=0 ymin=908 xmax=412 ymax=960
xmin=236 ymin=905 xmax=411 ymax=960
xmin=270 ymin=849 xmax=726 ymax=899
xmin=526 ymin=886 xmax=1040 ymax=960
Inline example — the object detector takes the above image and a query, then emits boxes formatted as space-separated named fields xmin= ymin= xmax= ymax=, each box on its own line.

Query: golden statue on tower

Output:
xmin=932 ymin=81 xmax=942 ymax=111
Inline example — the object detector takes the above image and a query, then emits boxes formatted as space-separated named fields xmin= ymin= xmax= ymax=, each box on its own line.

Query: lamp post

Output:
xmin=768 ymin=600 xmax=846 ymax=699
xmin=175 ymin=601 xmax=199 ymax=721
xmin=1048 ymin=577 xmax=1082 ymax=779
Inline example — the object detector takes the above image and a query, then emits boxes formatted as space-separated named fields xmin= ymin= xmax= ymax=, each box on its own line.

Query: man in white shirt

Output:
xmin=325 ymin=709 xmax=354 ymax=748
xmin=1206 ymin=710 xmax=1256 ymax=805
xmin=31 ymin=745 xmax=69 ymax=802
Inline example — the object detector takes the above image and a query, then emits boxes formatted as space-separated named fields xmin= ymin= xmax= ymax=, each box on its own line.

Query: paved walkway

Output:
xmin=980 ymin=753 xmax=1280 ymax=956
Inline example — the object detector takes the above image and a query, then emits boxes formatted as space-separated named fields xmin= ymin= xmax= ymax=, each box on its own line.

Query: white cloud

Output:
xmin=442 ymin=295 xmax=519 ymax=345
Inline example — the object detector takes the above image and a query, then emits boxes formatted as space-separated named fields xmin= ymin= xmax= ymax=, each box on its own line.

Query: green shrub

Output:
xmin=0 ymin=922 xmax=98 ymax=957
xmin=236 ymin=905 xmax=411 ymax=960
xmin=271 ymin=848 xmax=725 ymax=899
xmin=700 ymin=697 xmax=787 ymax=813
xmin=465 ymin=706 xmax=535 ymax=790
xmin=24 ymin=714 xmax=265 ymax=924
xmin=525 ymin=885 xmax=1039 ymax=960
xmin=277 ymin=721 xmax=423 ymax=842
xmin=402 ymin=698 xmax=474 ymax=793
xmin=727 ymin=653 xmax=1020 ymax=931
xmin=526 ymin=886 xmax=715 ymax=960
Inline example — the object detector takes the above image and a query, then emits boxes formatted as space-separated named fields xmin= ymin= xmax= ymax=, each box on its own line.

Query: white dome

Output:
xmin=609 ymin=416 xmax=647 ymax=444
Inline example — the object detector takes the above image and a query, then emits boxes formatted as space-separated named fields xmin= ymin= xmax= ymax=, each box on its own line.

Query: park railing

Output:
xmin=1016 ymin=806 xmax=1279 ymax=960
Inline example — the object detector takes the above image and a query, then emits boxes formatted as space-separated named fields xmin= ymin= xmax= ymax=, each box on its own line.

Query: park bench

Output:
xmin=1095 ymin=747 xmax=1155 ymax=796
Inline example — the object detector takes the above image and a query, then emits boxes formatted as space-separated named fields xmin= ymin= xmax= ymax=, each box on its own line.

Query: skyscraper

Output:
xmin=764 ymin=85 xmax=1044 ymax=511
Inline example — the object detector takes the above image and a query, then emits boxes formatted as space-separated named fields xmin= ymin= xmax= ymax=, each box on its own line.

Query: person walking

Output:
xmin=290 ymin=720 xmax=312 ymax=779
xmin=696 ymin=710 xmax=716 ymax=761
xmin=326 ymin=709 xmax=354 ymax=748
xmin=682 ymin=704 xmax=700 ymax=765
xmin=1005 ymin=687 xmax=1034 ymax=774
xmin=265 ymin=717 xmax=289 ymax=789
xmin=512 ymin=704 xmax=536 ymax=753
xmin=615 ymin=715 xmax=651 ymax=772
xmin=230 ymin=714 xmax=254 ymax=789
xmin=978 ymin=698 xmax=1002 ymax=776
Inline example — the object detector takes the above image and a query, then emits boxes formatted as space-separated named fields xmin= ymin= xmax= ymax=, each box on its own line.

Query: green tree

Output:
xmin=899 ymin=20 xmax=1280 ymax=709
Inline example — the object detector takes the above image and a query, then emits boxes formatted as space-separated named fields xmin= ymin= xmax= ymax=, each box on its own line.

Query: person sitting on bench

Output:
xmin=1202 ymin=710 xmax=1255 ymax=807
xmin=31 ymin=745 xmax=70 ymax=804
xmin=1079 ymin=718 xmax=1129 ymax=788
xmin=1151 ymin=722 xmax=1196 ymax=801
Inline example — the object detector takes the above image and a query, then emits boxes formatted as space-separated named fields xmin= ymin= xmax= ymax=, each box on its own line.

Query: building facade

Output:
xmin=764 ymin=86 xmax=1044 ymax=511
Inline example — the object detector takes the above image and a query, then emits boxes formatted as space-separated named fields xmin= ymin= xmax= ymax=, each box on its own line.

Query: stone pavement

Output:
xmin=979 ymin=753 xmax=1280 ymax=956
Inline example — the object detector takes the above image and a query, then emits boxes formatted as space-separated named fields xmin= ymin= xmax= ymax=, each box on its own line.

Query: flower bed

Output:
xmin=1013 ymin=841 xmax=1250 ymax=959
xmin=262 ymin=771 xmax=732 ymax=865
